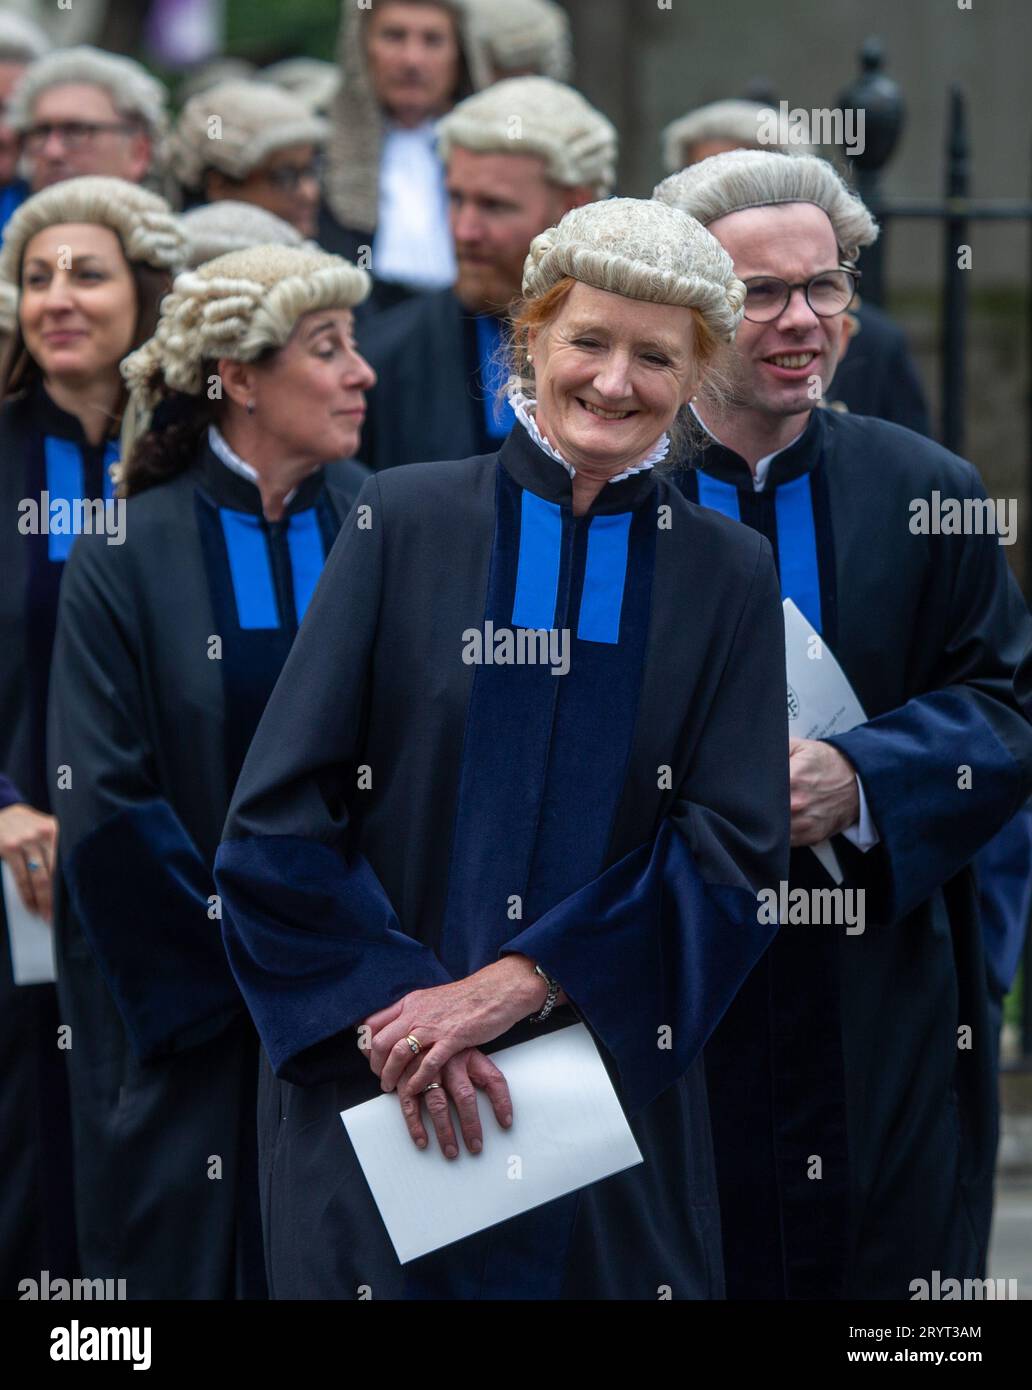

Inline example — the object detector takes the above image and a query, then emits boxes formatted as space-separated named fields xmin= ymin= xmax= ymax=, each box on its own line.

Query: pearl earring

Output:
xmin=526 ymin=352 xmax=533 ymax=363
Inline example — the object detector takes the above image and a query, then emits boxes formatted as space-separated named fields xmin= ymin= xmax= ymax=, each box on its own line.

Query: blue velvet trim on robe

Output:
xmin=510 ymin=489 xmax=562 ymax=630
xmin=196 ymin=493 xmax=334 ymax=791
xmin=218 ymin=510 xmax=280 ymax=630
xmin=285 ymin=508 xmax=326 ymax=622
xmin=504 ymin=820 xmax=775 ymax=1115
xmin=829 ymin=691 xmax=1031 ymax=923
xmin=976 ymin=806 xmax=1032 ymax=995
xmin=690 ymin=455 xmax=850 ymax=1298
xmin=215 ymin=836 xmax=452 ymax=1085
xmin=0 ymin=773 xmax=24 ymax=809
xmin=577 ymin=511 xmax=631 ymax=644
xmin=695 ymin=472 xmax=741 ymax=523
xmin=44 ymin=436 xmax=117 ymax=561
xmin=774 ymin=473 xmax=822 ymax=632
xmin=63 ymin=800 xmax=243 ymax=1062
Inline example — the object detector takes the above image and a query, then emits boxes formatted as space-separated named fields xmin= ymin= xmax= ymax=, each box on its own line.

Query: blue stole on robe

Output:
xmin=681 ymin=413 xmax=851 ymax=1298
xmin=194 ymin=454 xmax=341 ymax=788
xmin=404 ymin=461 xmax=654 ymax=1299
xmin=23 ymin=391 xmax=121 ymax=808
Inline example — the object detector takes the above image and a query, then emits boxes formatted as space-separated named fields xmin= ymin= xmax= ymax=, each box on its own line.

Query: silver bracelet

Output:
xmin=529 ymin=963 xmax=560 ymax=1022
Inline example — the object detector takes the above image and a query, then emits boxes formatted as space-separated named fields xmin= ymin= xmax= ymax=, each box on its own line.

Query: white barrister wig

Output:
xmin=324 ymin=0 xmax=492 ymax=236
xmin=653 ymin=149 xmax=879 ymax=263
xmin=0 ymin=10 xmax=52 ymax=63
xmin=259 ymin=58 xmax=340 ymax=115
xmin=437 ymin=76 xmax=617 ymax=197
xmin=179 ymin=201 xmax=312 ymax=270
xmin=120 ymin=244 xmax=370 ymax=436
xmin=6 ymin=45 xmax=169 ymax=143
xmin=470 ymin=0 xmax=573 ymax=81
xmin=660 ymin=99 xmax=818 ymax=174
xmin=522 ymin=196 xmax=746 ymax=342
xmin=178 ymin=58 xmax=257 ymax=103
xmin=167 ymin=80 xmax=327 ymax=193
xmin=0 ymin=175 xmax=185 ymax=282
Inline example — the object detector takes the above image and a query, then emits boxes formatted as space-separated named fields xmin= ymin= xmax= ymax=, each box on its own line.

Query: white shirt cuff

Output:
xmin=840 ymin=775 xmax=880 ymax=852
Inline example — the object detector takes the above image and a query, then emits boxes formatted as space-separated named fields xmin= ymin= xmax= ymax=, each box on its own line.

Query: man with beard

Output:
xmin=356 ymin=76 xmax=616 ymax=472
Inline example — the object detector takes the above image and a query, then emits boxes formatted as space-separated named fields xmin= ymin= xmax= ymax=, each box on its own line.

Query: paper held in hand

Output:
xmin=340 ymin=1022 xmax=642 ymax=1265
xmin=783 ymin=597 xmax=867 ymax=885
xmin=2 ymin=860 xmax=55 ymax=984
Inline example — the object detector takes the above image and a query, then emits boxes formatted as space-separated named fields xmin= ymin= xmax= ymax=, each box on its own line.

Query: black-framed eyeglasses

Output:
xmin=741 ymin=267 xmax=860 ymax=323
xmin=22 ymin=121 xmax=135 ymax=153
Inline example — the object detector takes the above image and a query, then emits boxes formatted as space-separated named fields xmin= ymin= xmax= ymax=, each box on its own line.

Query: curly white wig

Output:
xmin=660 ymin=98 xmax=822 ymax=174
xmin=168 ymin=79 xmax=327 ymax=192
xmin=0 ymin=176 xmax=185 ymax=283
xmin=6 ymin=45 xmax=168 ymax=143
xmin=178 ymin=201 xmax=311 ymax=270
xmin=470 ymin=0 xmax=573 ymax=81
xmin=522 ymin=197 xmax=745 ymax=342
xmin=654 ymin=149 xmax=878 ymax=263
xmin=119 ymin=244 xmax=370 ymax=457
xmin=0 ymin=11 xmax=51 ymax=64
xmin=437 ymin=76 xmax=616 ymax=198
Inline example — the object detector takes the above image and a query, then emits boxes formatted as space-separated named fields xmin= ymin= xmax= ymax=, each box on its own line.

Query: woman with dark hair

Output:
xmin=48 ymin=244 xmax=374 ymax=1298
xmin=0 ymin=175 xmax=181 ymax=1298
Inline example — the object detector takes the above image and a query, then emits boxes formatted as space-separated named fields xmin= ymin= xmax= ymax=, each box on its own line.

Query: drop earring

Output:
xmin=246 ymin=400 xmax=255 ymax=416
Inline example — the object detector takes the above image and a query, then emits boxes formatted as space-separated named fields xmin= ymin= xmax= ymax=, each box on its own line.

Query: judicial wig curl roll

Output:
xmin=118 ymin=244 xmax=370 ymax=496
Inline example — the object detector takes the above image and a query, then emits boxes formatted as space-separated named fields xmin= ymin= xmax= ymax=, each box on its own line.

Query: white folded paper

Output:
xmin=3 ymin=860 xmax=55 ymax=984
xmin=783 ymin=597 xmax=868 ymax=885
xmin=340 ymin=1022 xmax=642 ymax=1265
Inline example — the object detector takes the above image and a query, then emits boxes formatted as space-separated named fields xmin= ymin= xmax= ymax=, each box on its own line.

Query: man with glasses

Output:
xmin=656 ymin=150 xmax=1032 ymax=1300
xmin=168 ymin=79 xmax=327 ymax=240
xmin=6 ymin=45 xmax=166 ymax=192
xmin=660 ymin=98 xmax=931 ymax=437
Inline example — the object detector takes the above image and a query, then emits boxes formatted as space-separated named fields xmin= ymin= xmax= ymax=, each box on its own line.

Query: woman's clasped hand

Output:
xmin=357 ymin=955 xmax=549 ymax=1158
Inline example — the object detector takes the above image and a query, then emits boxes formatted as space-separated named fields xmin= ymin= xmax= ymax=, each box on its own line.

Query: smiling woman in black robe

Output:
xmin=215 ymin=198 xmax=790 ymax=1300
xmin=48 ymin=245 xmax=374 ymax=1298
xmin=0 ymin=176 xmax=180 ymax=1298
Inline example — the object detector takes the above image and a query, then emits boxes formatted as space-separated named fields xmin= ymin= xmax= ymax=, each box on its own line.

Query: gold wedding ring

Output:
xmin=405 ymin=1034 xmax=421 ymax=1054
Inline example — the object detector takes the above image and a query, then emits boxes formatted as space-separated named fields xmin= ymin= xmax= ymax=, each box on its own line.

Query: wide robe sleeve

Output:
xmin=0 ymin=774 xmax=24 ymax=809
xmin=828 ymin=471 xmax=1032 ymax=924
xmin=49 ymin=533 xmax=242 ymax=1062
xmin=502 ymin=538 xmax=791 ymax=1114
xmin=215 ymin=475 xmax=451 ymax=1086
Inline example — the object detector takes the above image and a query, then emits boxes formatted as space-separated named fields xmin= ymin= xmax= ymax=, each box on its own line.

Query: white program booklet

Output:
xmin=783 ymin=597 xmax=868 ymax=885
xmin=340 ymin=1022 xmax=643 ymax=1265
xmin=2 ymin=860 xmax=56 ymax=984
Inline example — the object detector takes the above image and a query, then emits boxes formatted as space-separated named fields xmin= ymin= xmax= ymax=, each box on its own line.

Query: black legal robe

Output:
xmin=356 ymin=287 xmax=511 ymax=472
xmin=47 ymin=442 xmax=367 ymax=1299
xmin=0 ymin=385 xmax=108 ymax=1295
xmin=679 ymin=408 xmax=1032 ymax=1299
xmin=215 ymin=421 xmax=791 ymax=1300
xmin=827 ymin=301 xmax=931 ymax=437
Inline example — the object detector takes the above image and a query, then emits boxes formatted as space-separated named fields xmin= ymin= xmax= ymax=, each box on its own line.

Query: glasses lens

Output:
xmin=743 ymin=278 xmax=788 ymax=322
xmin=808 ymin=270 xmax=854 ymax=316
